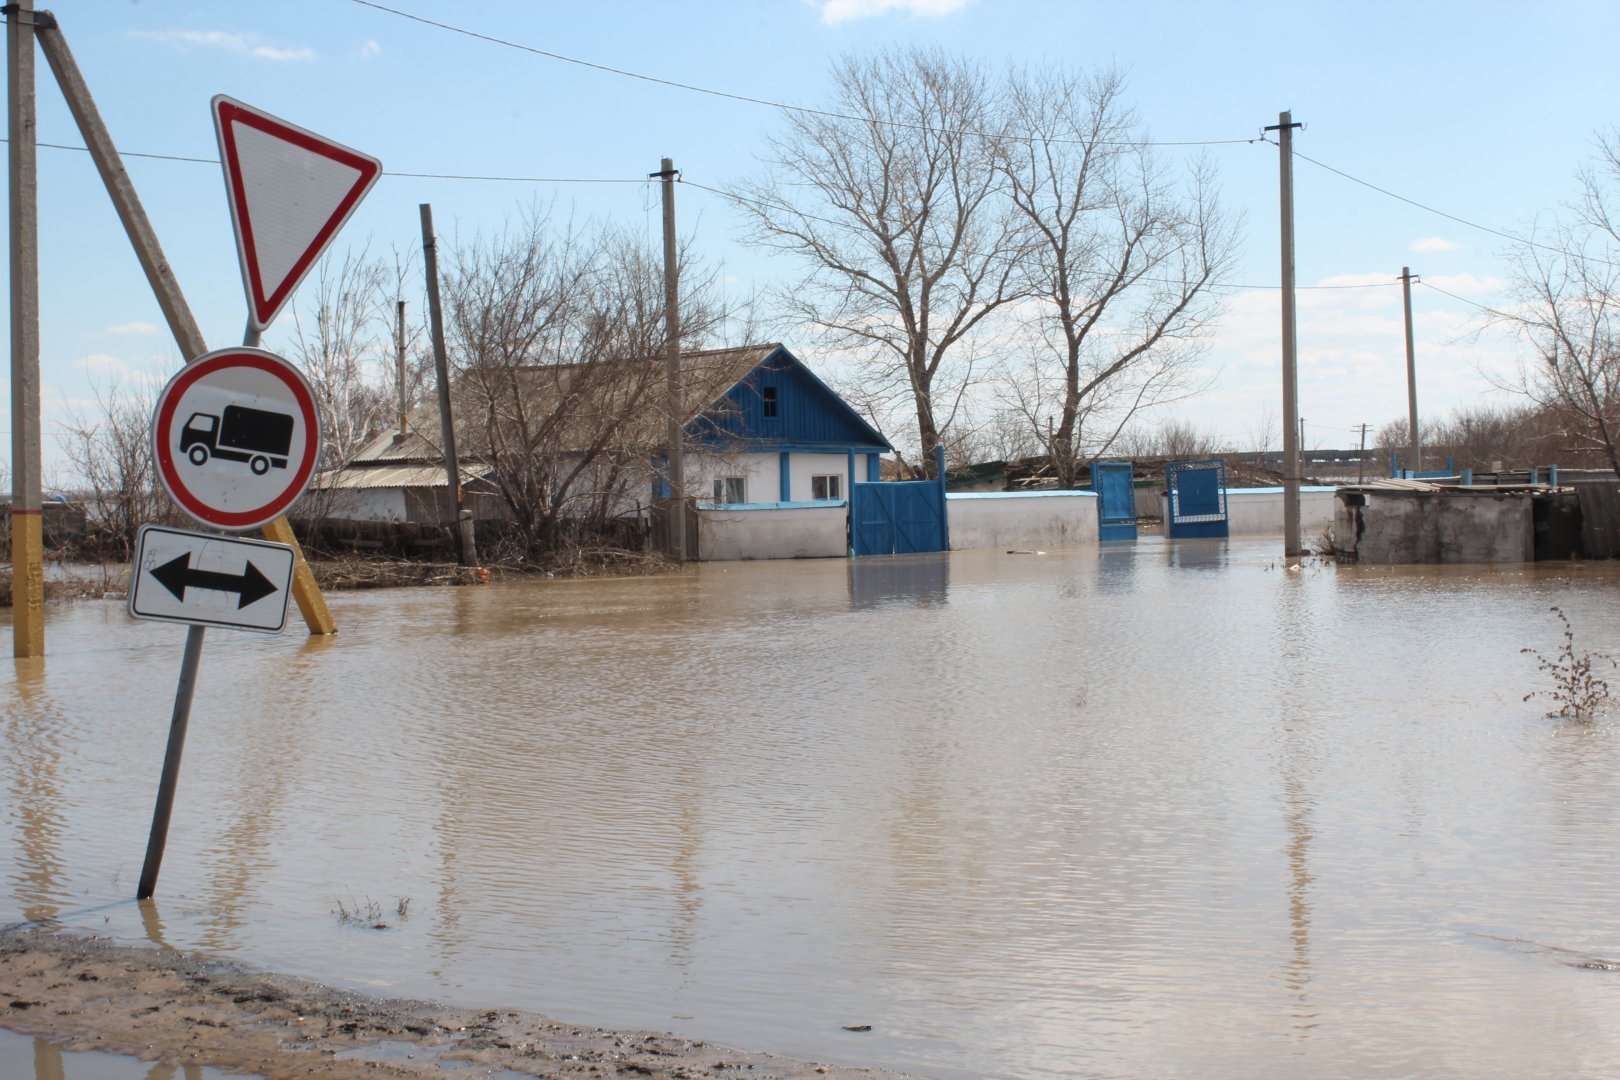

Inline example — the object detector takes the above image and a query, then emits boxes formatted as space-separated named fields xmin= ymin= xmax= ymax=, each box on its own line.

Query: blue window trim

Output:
xmin=779 ymin=451 xmax=790 ymax=501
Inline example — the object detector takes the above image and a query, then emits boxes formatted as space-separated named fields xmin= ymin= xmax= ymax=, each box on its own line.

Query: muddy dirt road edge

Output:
xmin=0 ymin=927 xmax=916 ymax=1079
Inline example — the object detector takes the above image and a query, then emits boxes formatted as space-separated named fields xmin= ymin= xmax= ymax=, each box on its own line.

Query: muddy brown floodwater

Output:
xmin=4 ymin=538 xmax=1620 ymax=1079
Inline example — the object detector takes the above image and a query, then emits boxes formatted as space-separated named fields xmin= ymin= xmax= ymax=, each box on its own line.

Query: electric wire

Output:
xmin=348 ymin=0 xmax=1259 ymax=150
xmin=10 ymin=137 xmax=645 ymax=184
xmin=677 ymin=177 xmax=1396 ymax=292
xmin=1416 ymin=279 xmax=1520 ymax=321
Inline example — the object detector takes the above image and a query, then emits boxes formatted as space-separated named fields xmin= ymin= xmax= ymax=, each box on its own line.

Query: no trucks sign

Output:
xmin=151 ymin=347 xmax=322 ymax=531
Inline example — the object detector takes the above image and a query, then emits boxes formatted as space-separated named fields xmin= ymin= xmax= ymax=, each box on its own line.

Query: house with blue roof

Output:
xmin=673 ymin=343 xmax=893 ymax=507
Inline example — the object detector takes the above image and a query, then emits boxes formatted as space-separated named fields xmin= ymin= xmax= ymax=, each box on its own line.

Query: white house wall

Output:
xmin=946 ymin=492 xmax=1099 ymax=550
xmin=788 ymin=452 xmax=871 ymax=501
xmin=329 ymin=487 xmax=408 ymax=522
xmin=686 ymin=450 xmax=874 ymax=504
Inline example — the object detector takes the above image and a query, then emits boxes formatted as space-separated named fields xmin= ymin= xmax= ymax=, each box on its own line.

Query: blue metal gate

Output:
xmin=850 ymin=479 xmax=948 ymax=556
xmin=1091 ymin=461 xmax=1137 ymax=541
xmin=1165 ymin=458 xmax=1229 ymax=538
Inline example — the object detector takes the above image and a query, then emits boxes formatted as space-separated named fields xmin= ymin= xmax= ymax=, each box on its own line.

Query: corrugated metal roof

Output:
xmin=318 ymin=464 xmax=479 ymax=490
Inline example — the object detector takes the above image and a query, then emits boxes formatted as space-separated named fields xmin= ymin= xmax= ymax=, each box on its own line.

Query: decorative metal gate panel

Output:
xmin=1091 ymin=461 xmax=1137 ymax=541
xmin=850 ymin=479 xmax=948 ymax=556
xmin=1165 ymin=458 xmax=1229 ymax=538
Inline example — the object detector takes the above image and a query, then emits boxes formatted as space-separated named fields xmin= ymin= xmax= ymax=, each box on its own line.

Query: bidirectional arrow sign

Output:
xmin=213 ymin=95 xmax=382 ymax=332
xmin=129 ymin=525 xmax=295 ymax=633
xmin=152 ymin=347 xmax=321 ymax=531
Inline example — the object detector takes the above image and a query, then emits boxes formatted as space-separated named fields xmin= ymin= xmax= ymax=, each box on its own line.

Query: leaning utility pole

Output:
xmin=654 ymin=157 xmax=686 ymax=562
xmin=8 ymin=0 xmax=43 ymax=657
xmin=420 ymin=204 xmax=476 ymax=567
xmin=1400 ymin=266 xmax=1421 ymax=473
xmin=1267 ymin=111 xmax=1305 ymax=557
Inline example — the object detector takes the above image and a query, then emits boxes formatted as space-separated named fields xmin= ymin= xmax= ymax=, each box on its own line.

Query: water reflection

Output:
xmin=0 ymin=1028 xmax=230 ymax=1080
xmin=847 ymin=554 xmax=950 ymax=610
xmin=5 ymin=544 xmax=1620 ymax=1079
xmin=4 ymin=671 xmax=66 ymax=925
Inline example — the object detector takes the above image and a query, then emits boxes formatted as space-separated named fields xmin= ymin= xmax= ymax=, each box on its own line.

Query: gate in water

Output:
xmin=850 ymin=447 xmax=949 ymax=556
xmin=1165 ymin=458 xmax=1229 ymax=538
xmin=1091 ymin=461 xmax=1137 ymax=541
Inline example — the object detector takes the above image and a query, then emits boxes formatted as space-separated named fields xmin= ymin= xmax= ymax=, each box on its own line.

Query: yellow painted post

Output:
xmin=260 ymin=515 xmax=335 ymax=636
xmin=10 ymin=512 xmax=44 ymax=656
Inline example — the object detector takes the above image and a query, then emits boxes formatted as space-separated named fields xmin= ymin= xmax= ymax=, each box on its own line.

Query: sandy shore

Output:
xmin=0 ymin=927 xmax=914 ymax=1079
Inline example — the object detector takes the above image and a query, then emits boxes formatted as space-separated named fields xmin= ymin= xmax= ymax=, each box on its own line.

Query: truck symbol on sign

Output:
xmin=181 ymin=405 xmax=293 ymax=475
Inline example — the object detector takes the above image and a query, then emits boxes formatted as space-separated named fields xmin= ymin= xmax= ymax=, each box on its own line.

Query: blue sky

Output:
xmin=9 ymin=0 xmax=1620 ymax=483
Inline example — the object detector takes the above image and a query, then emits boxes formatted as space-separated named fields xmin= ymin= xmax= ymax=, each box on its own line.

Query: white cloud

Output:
xmin=359 ymin=39 xmax=382 ymax=60
xmin=1412 ymin=236 xmax=1462 ymax=254
xmin=72 ymin=353 xmax=138 ymax=380
xmin=128 ymin=29 xmax=315 ymax=62
xmin=810 ymin=0 xmax=972 ymax=24
xmin=105 ymin=320 xmax=161 ymax=336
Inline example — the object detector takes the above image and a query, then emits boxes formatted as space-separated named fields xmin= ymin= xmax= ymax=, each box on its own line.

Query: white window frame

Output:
xmin=713 ymin=476 xmax=746 ymax=504
xmin=811 ymin=474 xmax=843 ymax=501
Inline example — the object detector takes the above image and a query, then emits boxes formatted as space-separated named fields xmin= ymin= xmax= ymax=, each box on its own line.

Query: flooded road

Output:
xmin=5 ymin=538 xmax=1620 ymax=1078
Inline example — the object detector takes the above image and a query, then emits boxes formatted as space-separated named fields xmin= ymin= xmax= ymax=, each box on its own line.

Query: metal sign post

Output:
xmin=136 ymin=349 xmax=320 ymax=899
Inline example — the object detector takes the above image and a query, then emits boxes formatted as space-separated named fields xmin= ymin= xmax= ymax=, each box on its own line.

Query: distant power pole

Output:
xmin=654 ymin=157 xmax=686 ymax=563
xmin=1267 ymin=110 xmax=1305 ymax=557
xmin=395 ymin=299 xmax=408 ymax=438
xmin=1399 ymin=266 xmax=1421 ymax=473
xmin=1298 ymin=416 xmax=1306 ymax=451
xmin=1356 ymin=423 xmax=1369 ymax=484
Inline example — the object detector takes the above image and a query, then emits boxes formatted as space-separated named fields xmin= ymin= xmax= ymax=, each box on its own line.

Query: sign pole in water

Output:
xmin=141 ymin=97 xmax=377 ymax=899
xmin=137 ymin=345 xmax=321 ymax=899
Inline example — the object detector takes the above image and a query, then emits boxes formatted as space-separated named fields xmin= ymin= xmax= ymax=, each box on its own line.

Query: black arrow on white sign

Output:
xmin=151 ymin=552 xmax=279 ymax=608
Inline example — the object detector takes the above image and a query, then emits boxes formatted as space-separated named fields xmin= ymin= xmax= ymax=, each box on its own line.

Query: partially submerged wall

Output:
xmin=1335 ymin=490 xmax=1534 ymax=564
xmin=946 ymin=491 xmax=1098 ymax=551
xmin=697 ymin=502 xmax=848 ymax=561
xmin=1151 ymin=486 xmax=1337 ymax=537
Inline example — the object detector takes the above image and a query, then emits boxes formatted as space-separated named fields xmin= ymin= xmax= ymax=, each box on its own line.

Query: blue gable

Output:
xmin=687 ymin=346 xmax=892 ymax=452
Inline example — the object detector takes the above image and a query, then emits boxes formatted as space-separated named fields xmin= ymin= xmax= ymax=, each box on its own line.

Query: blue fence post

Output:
xmin=935 ymin=443 xmax=950 ymax=551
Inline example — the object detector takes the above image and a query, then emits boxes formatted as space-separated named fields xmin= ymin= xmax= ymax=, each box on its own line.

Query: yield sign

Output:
xmin=213 ymin=95 xmax=382 ymax=331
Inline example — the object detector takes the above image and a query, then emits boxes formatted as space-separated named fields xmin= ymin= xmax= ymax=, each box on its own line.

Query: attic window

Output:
xmin=762 ymin=385 xmax=778 ymax=419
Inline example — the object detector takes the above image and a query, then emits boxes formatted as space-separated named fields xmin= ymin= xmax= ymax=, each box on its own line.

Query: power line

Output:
xmin=1416 ymin=279 xmax=1519 ymax=320
xmin=349 ymin=0 xmax=1260 ymax=150
xmin=678 ymin=177 xmax=1396 ymax=292
xmin=7 ymin=136 xmax=646 ymax=184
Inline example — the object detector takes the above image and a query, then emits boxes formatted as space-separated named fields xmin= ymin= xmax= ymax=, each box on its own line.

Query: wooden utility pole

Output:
xmin=1356 ymin=423 xmax=1369 ymax=484
xmin=1400 ymin=266 xmax=1421 ymax=473
xmin=396 ymin=300 xmax=408 ymax=438
xmin=419 ymin=204 xmax=475 ymax=567
xmin=9 ymin=0 xmax=43 ymax=657
xmin=1267 ymin=111 xmax=1305 ymax=557
xmin=654 ymin=157 xmax=686 ymax=562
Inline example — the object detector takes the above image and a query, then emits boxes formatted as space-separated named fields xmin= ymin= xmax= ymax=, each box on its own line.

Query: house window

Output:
xmin=811 ymin=474 xmax=842 ymax=501
xmin=713 ymin=476 xmax=746 ymax=504
xmin=762 ymin=385 xmax=778 ymax=419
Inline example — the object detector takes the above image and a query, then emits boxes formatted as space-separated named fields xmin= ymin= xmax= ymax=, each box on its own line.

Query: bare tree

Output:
xmin=57 ymin=379 xmax=176 ymax=561
xmin=286 ymin=248 xmax=395 ymax=474
xmin=730 ymin=48 xmax=1027 ymax=476
xmin=444 ymin=212 xmax=731 ymax=557
xmin=1495 ymin=128 xmax=1620 ymax=478
xmin=996 ymin=67 xmax=1238 ymax=487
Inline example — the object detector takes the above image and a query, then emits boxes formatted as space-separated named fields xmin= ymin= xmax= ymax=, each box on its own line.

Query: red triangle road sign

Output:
xmin=212 ymin=95 xmax=382 ymax=332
